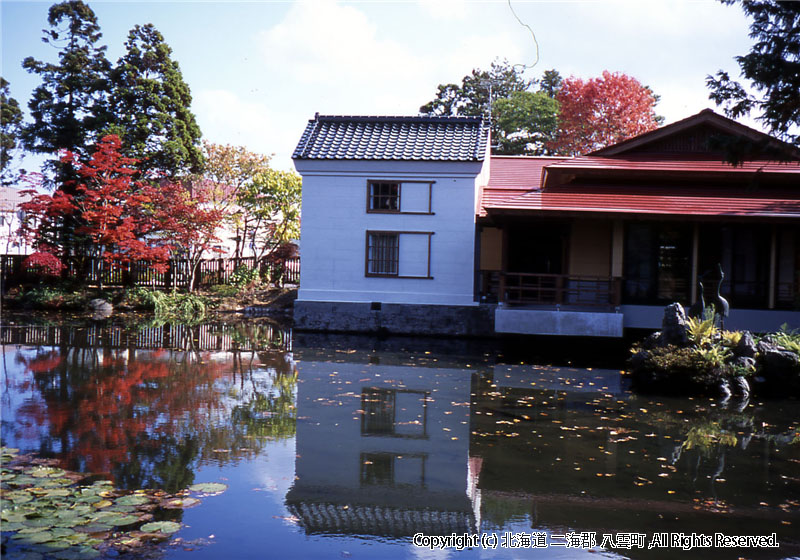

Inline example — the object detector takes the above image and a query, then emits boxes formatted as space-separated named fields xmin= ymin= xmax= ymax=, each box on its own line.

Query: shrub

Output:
xmin=122 ymin=287 xmax=159 ymax=309
xmin=22 ymin=252 xmax=65 ymax=279
xmin=208 ymin=284 xmax=240 ymax=297
xmin=230 ymin=266 xmax=260 ymax=289
xmin=631 ymin=345 xmax=724 ymax=394
xmin=150 ymin=291 xmax=209 ymax=325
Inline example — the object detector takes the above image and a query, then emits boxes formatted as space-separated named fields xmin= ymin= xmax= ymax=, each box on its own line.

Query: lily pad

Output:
xmin=161 ymin=497 xmax=200 ymax=509
xmin=23 ymin=517 xmax=56 ymax=529
xmin=52 ymin=547 xmax=100 ymax=559
xmin=0 ymin=521 xmax=26 ymax=531
xmin=91 ymin=512 xmax=139 ymax=527
xmin=115 ymin=494 xmax=149 ymax=506
xmin=139 ymin=521 xmax=181 ymax=534
xmin=188 ymin=482 xmax=228 ymax=494
xmin=27 ymin=467 xmax=67 ymax=478
xmin=2 ymin=511 xmax=29 ymax=523
xmin=13 ymin=530 xmax=57 ymax=543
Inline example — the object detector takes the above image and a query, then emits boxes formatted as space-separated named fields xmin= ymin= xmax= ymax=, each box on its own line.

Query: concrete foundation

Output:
xmin=495 ymin=307 xmax=624 ymax=338
xmin=293 ymin=300 xmax=496 ymax=337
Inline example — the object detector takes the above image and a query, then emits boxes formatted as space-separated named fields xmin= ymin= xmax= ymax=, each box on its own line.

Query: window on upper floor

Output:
xmin=368 ymin=181 xmax=400 ymax=212
xmin=366 ymin=230 xmax=433 ymax=278
xmin=367 ymin=181 xmax=434 ymax=214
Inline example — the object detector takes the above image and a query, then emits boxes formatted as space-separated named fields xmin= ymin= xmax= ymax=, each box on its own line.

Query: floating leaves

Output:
xmin=1 ymin=449 xmax=227 ymax=558
xmin=188 ymin=482 xmax=228 ymax=495
xmin=140 ymin=521 xmax=181 ymax=534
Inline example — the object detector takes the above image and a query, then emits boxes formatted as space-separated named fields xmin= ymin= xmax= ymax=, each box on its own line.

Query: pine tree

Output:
xmin=110 ymin=24 xmax=203 ymax=178
xmin=1 ymin=77 xmax=24 ymax=186
xmin=707 ymin=0 xmax=800 ymax=148
xmin=21 ymin=0 xmax=112 ymax=187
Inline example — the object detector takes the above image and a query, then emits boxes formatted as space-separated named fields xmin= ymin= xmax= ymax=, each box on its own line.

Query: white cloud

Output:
xmin=193 ymin=89 xmax=300 ymax=170
xmin=417 ymin=0 xmax=472 ymax=21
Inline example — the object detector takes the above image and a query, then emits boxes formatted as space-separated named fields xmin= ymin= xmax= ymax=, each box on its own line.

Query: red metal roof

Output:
xmin=479 ymin=155 xmax=800 ymax=219
xmin=485 ymin=187 xmax=800 ymax=219
xmin=544 ymin=154 xmax=800 ymax=175
xmin=487 ymin=155 xmax=566 ymax=189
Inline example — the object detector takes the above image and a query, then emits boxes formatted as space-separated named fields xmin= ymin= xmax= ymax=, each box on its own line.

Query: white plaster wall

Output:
xmin=294 ymin=159 xmax=484 ymax=305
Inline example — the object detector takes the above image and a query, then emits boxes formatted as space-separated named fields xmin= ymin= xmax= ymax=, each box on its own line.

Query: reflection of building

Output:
xmin=286 ymin=350 xmax=480 ymax=537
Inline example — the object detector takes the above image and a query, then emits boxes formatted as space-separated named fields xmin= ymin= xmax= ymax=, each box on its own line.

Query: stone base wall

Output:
xmin=293 ymin=301 xmax=496 ymax=337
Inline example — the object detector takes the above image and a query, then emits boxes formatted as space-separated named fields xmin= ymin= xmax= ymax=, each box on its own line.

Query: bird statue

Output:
xmin=688 ymin=278 xmax=706 ymax=319
xmin=712 ymin=263 xmax=730 ymax=329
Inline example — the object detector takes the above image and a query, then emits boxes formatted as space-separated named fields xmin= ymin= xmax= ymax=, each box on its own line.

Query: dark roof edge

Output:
xmin=310 ymin=114 xmax=486 ymax=124
xmin=592 ymin=109 xmax=800 ymax=159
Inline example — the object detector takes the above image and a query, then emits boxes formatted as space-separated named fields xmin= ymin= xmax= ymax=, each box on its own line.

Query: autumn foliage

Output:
xmin=547 ymin=71 xmax=661 ymax=155
xmin=22 ymin=251 xmax=65 ymax=277
xmin=20 ymin=135 xmax=224 ymax=282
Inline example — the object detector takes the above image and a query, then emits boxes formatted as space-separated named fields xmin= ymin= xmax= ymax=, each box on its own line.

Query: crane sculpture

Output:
xmin=688 ymin=277 xmax=706 ymax=319
xmin=712 ymin=263 xmax=730 ymax=329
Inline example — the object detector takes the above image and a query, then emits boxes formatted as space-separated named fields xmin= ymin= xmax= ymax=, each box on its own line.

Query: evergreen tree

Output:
xmin=109 ymin=24 xmax=203 ymax=178
xmin=707 ymin=0 xmax=800 ymax=148
xmin=419 ymin=64 xmax=563 ymax=155
xmin=21 ymin=0 xmax=111 ymax=186
xmin=419 ymin=59 xmax=533 ymax=142
xmin=1 ymin=77 xmax=24 ymax=186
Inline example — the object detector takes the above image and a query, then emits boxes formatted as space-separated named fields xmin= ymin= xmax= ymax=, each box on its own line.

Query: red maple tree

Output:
xmin=20 ymin=135 xmax=225 ymax=287
xmin=546 ymin=71 xmax=661 ymax=155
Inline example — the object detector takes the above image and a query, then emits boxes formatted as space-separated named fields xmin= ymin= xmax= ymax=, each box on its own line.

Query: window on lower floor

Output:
xmin=623 ymin=223 xmax=691 ymax=304
xmin=366 ymin=231 xmax=433 ymax=278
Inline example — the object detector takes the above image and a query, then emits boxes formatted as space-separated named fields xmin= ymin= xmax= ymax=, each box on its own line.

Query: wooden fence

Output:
xmin=0 ymin=254 xmax=299 ymax=290
xmin=0 ymin=322 xmax=293 ymax=353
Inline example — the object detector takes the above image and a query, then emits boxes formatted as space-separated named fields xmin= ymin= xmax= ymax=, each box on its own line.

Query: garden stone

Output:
xmin=757 ymin=340 xmax=799 ymax=372
xmin=734 ymin=331 xmax=757 ymax=358
xmin=731 ymin=356 xmax=756 ymax=373
xmin=732 ymin=375 xmax=750 ymax=398
xmin=89 ymin=299 xmax=113 ymax=320
xmin=718 ymin=378 xmax=732 ymax=399
xmin=660 ymin=303 xmax=688 ymax=347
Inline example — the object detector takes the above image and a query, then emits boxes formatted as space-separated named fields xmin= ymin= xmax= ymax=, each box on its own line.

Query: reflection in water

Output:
xmin=1 ymin=325 xmax=799 ymax=559
xmin=286 ymin=355 xmax=479 ymax=537
xmin=1 ymin=322 xmax=296 ymax=493
xmin=289 ymin=335 xmax=800 ymax=558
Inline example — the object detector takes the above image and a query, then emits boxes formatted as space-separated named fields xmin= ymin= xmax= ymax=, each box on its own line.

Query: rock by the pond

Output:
xmin=660 ymin=303 xmax=688 ymax=346
xmin=89 ymin=299 xmax=113 ymax=320
xmin=756 ymin=340 xmax=799 ymax=373
xmin=732 ymin=375 xmax=750 ymax=398
xmin=734 ymin=331 xmax=757 ymax=358
xmin=731 ymin=355 xmax=756 ymax=373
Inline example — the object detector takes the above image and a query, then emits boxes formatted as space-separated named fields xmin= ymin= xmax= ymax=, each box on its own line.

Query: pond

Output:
xmin=1 ymin=322 xmax=799 ymax=559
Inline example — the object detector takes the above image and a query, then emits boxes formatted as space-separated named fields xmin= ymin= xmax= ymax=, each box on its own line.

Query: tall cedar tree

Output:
xmin=110 ymin=24 xmax=203 ymax=178
xmin=707 ymin=0 xmax=800 ymax=149
xmin=546 ymin=71 xmax=662 ymax=156
xmin=21 ymin=0 xmax=111 ymax=187
xmin=1 ymin=77 xmax=24 ymax=185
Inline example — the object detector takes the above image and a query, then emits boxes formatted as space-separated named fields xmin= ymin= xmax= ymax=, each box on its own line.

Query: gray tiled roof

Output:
xmin=292 ymin=114 xmax=489 ymax=162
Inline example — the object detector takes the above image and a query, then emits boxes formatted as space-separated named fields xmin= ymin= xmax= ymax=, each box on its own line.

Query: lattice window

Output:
xmin=368 ymin=181 xmax=400 ymax=212
xmin=367 ymin=233 xmax=399 ymax=276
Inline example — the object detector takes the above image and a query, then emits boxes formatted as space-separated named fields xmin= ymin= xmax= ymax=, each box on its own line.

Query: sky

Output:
xmin=1 ymin=0 xmax=758 ymax=174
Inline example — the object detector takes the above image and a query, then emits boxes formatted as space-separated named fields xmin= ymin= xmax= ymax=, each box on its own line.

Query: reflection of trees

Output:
xmin=10 ymin=332 xmax=297 ymax=493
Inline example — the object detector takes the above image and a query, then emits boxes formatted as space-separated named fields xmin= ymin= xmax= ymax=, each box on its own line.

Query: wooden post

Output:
xmin=691 ymin=223 xmax=699 ymax=304
xmin=768 ymin=225 xmax=777 ymax=309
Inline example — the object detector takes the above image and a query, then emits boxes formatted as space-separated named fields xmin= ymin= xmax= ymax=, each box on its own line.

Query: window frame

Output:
xmin=365 ymin=230 xmax=434 ymax=279
xmin=366 ymin=180 xmax=434 ymax=215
